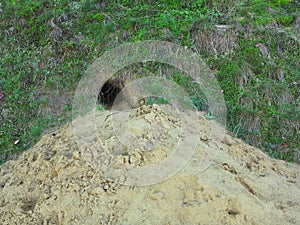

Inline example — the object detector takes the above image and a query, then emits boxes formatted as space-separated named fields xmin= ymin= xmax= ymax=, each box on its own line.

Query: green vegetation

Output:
xmin=145 ymin=97 xmax=169 ymax=105
xmin=0 ymin=0 xmax=299 ymax=164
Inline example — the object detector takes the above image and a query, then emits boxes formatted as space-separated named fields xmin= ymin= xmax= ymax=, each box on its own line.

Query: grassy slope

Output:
xmin=0 ymin=0 xmax=299 ymax=164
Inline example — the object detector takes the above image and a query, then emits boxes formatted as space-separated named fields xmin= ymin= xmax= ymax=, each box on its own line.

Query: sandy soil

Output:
xmin=0 ymin=104 xmax=299 ymax=225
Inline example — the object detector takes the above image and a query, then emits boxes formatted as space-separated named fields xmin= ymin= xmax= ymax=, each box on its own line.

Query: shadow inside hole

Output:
xmin=98 ymin=78 xmax=125 ymax=109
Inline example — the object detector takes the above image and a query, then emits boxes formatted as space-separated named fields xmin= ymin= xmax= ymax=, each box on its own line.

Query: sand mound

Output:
xmin=0 ymin=104 xmax=299 ymax=225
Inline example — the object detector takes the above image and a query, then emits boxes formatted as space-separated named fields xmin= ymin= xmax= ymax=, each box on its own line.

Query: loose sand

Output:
xmin=0 ymin=104 xmax=299 ymax=225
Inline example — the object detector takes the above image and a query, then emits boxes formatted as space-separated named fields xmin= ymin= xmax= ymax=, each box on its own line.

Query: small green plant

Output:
xmin=30 ymin=124 xmax=43 ymax=137
xmin=97 ymin=104 xmax=105 ymax=111
xmin=145 ymin=97 xmax=169 ymax=105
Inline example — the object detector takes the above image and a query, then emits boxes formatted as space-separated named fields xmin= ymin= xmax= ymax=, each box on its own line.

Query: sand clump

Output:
xmin=0 ymin=104 xmax=299 ymax=225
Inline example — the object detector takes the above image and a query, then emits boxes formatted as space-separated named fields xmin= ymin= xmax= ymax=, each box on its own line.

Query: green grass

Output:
xmin=0 ymin=0 xmax=299 ymax=164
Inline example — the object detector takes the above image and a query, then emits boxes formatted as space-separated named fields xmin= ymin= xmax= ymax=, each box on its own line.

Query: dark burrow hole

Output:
xmin=98 ymin=78 xmax=125 ymax=109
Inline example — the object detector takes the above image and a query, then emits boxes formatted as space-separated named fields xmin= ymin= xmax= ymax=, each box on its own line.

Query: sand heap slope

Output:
xmin=0 ymin=104 xmax=299 ymax=225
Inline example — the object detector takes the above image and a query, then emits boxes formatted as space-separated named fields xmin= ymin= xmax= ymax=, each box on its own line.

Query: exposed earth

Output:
xmin=0 ymin=104 xmax=299 ymax=225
